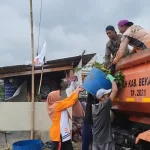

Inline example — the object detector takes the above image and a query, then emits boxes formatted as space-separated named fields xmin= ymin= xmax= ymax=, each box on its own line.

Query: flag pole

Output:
xmin=38 ymin=66 xmax=44 ymax=95
xmin=29 ymin=0 xmax=35 ymax=139
xmin=38 ymin=39 xmax=47 ymax=96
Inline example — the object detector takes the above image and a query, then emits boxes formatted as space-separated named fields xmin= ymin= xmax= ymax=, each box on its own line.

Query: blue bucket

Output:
xmin=12 ymin=140 xmax=42 ymax=150
xmin=83 ymin=67 xmax=112 ymax=96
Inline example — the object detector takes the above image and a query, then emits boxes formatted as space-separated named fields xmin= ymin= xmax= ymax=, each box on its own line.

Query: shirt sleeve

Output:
xmin=113 ymin=36 xmax=129 ymax=64
xmin=104 ymin=44 xmax=111 ymax=67
xmin=55 ymin=93 xmax=79 ymax=111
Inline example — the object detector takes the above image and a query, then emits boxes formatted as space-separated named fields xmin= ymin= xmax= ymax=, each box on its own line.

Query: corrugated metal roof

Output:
xmin=0 ymin=53 xmax=96 ymax=75
xmin=46 ymin=53 xmax=96 ymax=67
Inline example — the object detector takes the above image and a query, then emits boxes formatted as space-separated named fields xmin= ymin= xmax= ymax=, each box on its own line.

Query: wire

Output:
xmin=36 ymin=0 xmax=43 ymax=56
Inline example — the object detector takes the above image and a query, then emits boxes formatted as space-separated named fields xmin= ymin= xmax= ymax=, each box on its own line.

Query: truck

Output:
xmin=112 ymin=49 xmax=150 ymax=149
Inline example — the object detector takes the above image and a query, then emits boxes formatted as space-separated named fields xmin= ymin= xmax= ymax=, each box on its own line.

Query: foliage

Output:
xmin=74 ymin=61 xmax=124 ymax=89
xmin=114 ymin=70 xmax=124 ymax=89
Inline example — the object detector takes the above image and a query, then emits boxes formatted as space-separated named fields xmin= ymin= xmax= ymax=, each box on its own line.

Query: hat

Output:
xmin=118 ymin=20 xmax=133 ymax=27
xmin=106 ymin=25 xmax=115 ymax=31
xmin=96 ymin=88 xmax=111 ymax=99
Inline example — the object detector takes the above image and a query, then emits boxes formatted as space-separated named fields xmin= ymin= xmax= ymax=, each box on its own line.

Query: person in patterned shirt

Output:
xmin=104 ymin=25 xmax=129 ymax=68
xmin=110 ymin=20 xmax=150 ymax=75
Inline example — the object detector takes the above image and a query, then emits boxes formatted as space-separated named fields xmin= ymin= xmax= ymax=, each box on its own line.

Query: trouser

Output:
xmin=82 ymin=124 xmax=93 ymax=150
xmin=51 ymin=139 xmax=74 ymax=150
xmin=92 ymin=141 xmax=115 ymax=150
xmin=72 ymin=116 xmax=83 ymax=142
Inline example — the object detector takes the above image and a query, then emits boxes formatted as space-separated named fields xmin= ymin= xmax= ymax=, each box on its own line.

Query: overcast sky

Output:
xmin=0 ymin=0 xmax=150 ymax=66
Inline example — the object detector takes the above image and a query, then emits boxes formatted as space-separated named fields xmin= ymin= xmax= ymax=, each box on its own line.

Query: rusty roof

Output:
xmin=46 ymin=53 xmax=96 ymax=68
xmin=0 ymin=53 xmax=96 ymax=76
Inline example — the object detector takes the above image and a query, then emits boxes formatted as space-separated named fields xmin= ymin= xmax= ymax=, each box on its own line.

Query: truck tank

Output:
xmin=111 ymin=50 xmax=150 ymax=150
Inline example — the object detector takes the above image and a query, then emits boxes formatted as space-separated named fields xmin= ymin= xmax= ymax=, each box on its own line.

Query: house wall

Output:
xmin=0 ymin=71 xmax=75 ymax=147
xmin=0 ymin=78 xmax=72 ymax=146
xmin=0 ymin=102 xmax=51 ymax=131
xmin=0 ymin=102 xmax=72 ymax=146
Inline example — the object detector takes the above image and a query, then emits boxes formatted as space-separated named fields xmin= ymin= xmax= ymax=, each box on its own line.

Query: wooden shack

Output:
xmin=0 ymin=53 xmax=95 ymax=102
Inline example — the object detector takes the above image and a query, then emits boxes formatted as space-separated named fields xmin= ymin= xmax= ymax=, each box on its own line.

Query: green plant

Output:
xmin=114 ymin=70 xmax=124 ymax=89
xmin=74 ymin=61 xmax=124 ymax=89
xmin=91 ymin=62 xmax=111 ymax=74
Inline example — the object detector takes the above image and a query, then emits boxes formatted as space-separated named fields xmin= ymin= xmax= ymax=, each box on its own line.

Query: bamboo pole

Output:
xmin=29 ymin=0 xmax=35 ymax=139
xmin=38 ymin=66 xmax=44 ymax=94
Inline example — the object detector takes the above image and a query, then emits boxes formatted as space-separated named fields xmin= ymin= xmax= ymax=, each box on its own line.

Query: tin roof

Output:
xmin=0 ymin=53 xmax=96 ymax=78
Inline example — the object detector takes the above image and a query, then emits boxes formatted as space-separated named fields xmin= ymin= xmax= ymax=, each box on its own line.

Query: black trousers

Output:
xmin=82 ymin=124 xmax=93 ymax=150
xmin=51 ymin=139 xmax=74 ymax=150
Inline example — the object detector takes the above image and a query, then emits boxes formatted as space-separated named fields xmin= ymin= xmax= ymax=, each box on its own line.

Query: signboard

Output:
xmin=4 ymin=78 xmax=22 ymax=100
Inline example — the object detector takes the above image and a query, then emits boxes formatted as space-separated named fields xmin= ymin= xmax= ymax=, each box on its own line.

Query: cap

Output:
xmin=118 ymin=20 xmax=133 ymax=27
xmin=106 ymin=25 xmax=115 ymax=31
xmin=96 ymin=88 xmax=111 ymax=99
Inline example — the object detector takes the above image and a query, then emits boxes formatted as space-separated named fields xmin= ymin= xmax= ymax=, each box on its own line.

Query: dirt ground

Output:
xmin=0 ymin=145 xmax=12 ymax=150
xmin=72 ymin=141 xmax=81 ymax=150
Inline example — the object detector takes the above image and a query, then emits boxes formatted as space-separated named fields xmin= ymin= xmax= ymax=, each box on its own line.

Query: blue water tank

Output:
xmin=12 ymin=140 xmax=42 ymax=150
xmin=83 ymin=67 xmax=112 ymax=96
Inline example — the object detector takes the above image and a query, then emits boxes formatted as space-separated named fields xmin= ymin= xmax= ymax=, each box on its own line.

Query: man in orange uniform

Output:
xmin=47 ymin=85 xmax=84 ymax=150
xmin=110 ymin=20 xmax=150 ymax=75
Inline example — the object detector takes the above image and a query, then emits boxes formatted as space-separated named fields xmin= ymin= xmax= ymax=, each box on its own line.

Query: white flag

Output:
xmin=34 ymin=41 xmax=47 ymax=66
xmin=25 ymin=41 xmax=47 ymax=66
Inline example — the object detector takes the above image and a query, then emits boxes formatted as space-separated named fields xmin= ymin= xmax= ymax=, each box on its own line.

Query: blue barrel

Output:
xmin=12 ymin=140 xmax=42 ymax=150
xmin=83 ymin=67 xmax=112 ymax=96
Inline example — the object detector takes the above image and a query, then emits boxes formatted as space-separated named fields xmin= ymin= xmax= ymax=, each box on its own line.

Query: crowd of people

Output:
xmin=47 ymin=19 xmax=150 ymax=150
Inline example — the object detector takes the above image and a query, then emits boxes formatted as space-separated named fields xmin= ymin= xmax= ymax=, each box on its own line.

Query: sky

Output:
xmin=0 ymin=0 xmax=150 ymax=66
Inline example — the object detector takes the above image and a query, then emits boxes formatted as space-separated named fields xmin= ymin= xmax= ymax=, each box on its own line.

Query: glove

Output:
xmin=110 ymin=64 xmax=116 ymax=76
xmin=106 ymin=74 xmax=115 ymax=83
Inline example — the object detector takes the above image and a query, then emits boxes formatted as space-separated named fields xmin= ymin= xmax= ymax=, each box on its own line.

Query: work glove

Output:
xmin=110 ymin=64 xmax=116 ymax=76
xmin=106 ymin=74 xmax=115 ymax=83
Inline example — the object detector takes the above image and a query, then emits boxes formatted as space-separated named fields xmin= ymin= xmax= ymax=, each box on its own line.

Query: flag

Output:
xmin=34 ymin=41 xmax=47 ymax=66
xmin=25 ymin=41 xmax=47 ymax=66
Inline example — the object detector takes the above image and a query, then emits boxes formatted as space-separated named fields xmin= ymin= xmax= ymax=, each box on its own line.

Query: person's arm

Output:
xmin=123 ymin=46 xmax=130 ymax=57
xmin=113 ymin=36 xmax=129 ymax=65
xmin=104 ymin=45 xmax=111 ymax=68
xmin=47 ymin=91 xmax=76 ymax=111
xmin=55 ymin=87 xmax=83 ymax=111
xmin=110 ymin=81 xmax=118 ymax=101
xmin=106 ymin=74 xmax=118 ymax=101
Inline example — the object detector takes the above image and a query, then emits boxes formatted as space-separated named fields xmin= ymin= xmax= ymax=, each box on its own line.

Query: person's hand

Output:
xmin=110 ymin=64 xmax=116 ymax=76
xmin=74 ymin=86 xmax=84 ymax=93
xmin=77 ymin=86 xmax=84 ymax=92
